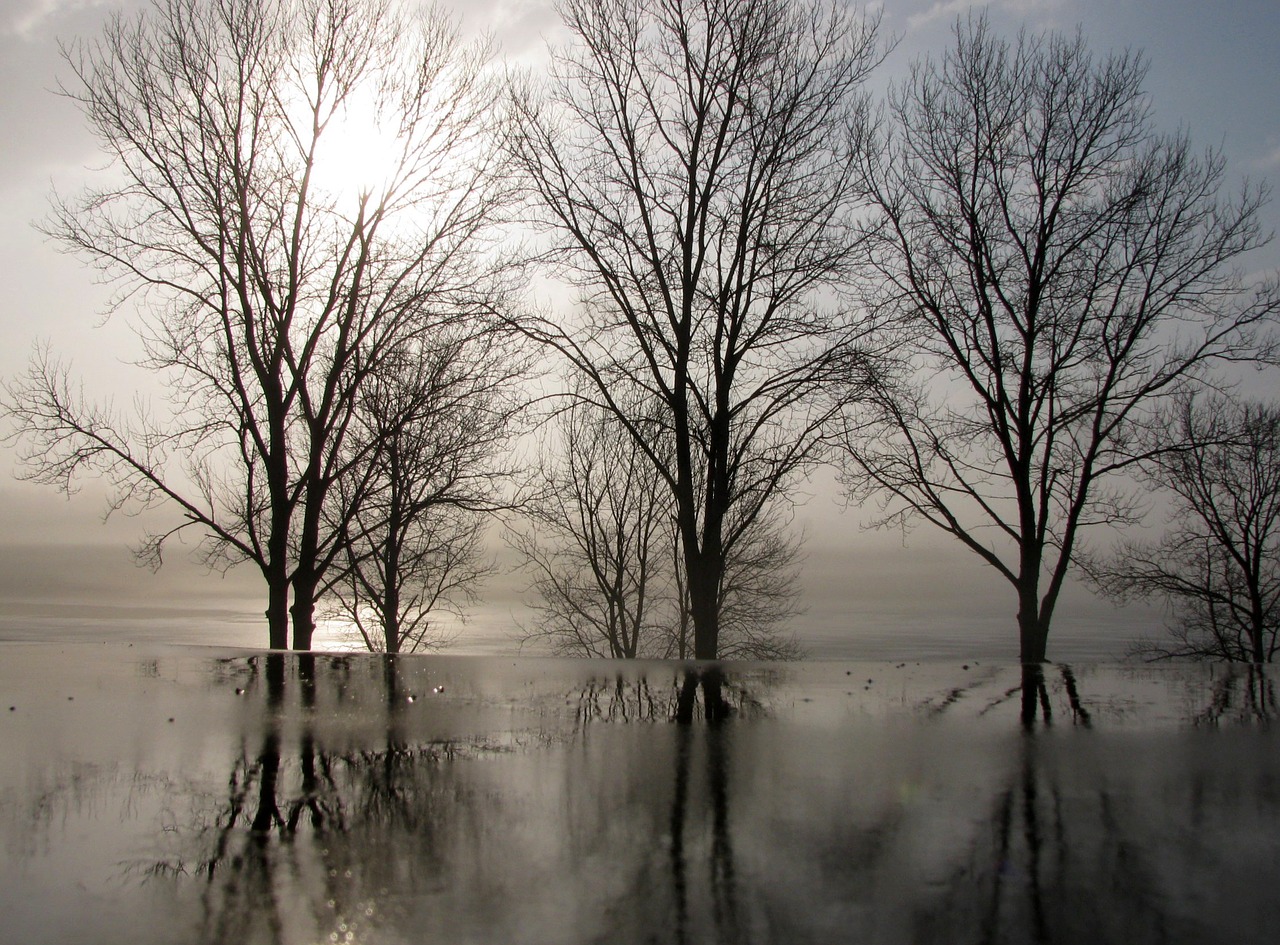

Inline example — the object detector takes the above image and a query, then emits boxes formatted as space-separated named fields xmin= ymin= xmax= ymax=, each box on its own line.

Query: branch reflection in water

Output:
xmin=2 ymin=649 xmax=1278 ymax=944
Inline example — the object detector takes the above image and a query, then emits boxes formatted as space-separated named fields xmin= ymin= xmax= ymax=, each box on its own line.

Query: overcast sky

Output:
xmin=1 ymin=0 xmax=1278 ymax=653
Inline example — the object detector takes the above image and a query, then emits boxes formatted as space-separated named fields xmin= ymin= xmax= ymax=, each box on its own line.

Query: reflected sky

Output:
xmin=1 ymin=647 xmax=1277 ymax=944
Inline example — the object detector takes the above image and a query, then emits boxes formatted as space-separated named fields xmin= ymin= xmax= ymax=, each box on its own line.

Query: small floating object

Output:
xmin=234 ymin=687 xmax=246 ymax=695
xmin=406 ymin=694 xmax=416 ymax=703
xmin=433 ymin=685 xmax=445 ymax=694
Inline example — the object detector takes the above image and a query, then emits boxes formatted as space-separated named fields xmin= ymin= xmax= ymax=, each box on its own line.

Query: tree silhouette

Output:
xmin=842 ymin=15 xmax=1279 ymax=662
xmin=512 ymin=394 xmax=803 ymax=659
xmin=1091 ymin=395 xmax=1280 ymax=662
xmin=2 ymin=0 xmax=511 ymax=649
xmin=325 ymin=332 xmax=525 ymax=654
xmin=508 ymin=0 xmax=884 ymax=658
xmin=512 ymin=395 xmax=673 ymax=658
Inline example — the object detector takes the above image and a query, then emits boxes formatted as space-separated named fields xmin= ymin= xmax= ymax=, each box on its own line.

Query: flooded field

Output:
xmin=1 ymin=644 xmax=1276 ymax=944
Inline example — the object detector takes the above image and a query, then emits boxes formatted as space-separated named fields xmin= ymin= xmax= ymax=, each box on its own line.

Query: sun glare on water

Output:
xmin=311 ymin=613 xmax=367 ymax=652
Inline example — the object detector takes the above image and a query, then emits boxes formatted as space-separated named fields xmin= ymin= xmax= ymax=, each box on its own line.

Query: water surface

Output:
xmin=1 ymin=645 xmax=1275 ymax=944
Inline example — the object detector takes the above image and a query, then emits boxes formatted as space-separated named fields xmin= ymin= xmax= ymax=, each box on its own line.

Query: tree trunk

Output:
xmin=1250 ymin=591 xmax=1266 ymax=663
xmin=291 ymin=473 xmax=324 ymax=650
xmin=265 ymin=446 xmax=291 ymax=649
xmin=383 ymin=582 xmax=401 ymax=654
xmin=1014 ymin=532 xmax=1050 ymax=662
xmin=265 ymin=575 xmax=290 ymax=650
xmin=290 ymin=572 xmax=316 ymax=651
xmin=1019 ymin=663 xmax=1050 ymax=728
xmin=1017 ymin=583 xmax=1049 ymax=664
xmin=382 ymin=496 xmax=403 ymax=654
xmin=688 ymin=558 xmax=722 ymax=660
xmin=683 ymin=502 xmax=724 ymax=660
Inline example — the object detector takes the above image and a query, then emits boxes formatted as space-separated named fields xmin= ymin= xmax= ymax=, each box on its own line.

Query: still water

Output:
xmin=1 ymin=645 xmax=1276 ymax=944
xmin=0 ymin=601 xmax=1149 ymax=662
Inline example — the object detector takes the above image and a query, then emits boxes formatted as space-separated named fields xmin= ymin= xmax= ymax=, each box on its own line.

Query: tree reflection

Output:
xmin=567 ymin=666 xmax=768 ymax=728
xmin=573 ymin=673 xmax=671 ymax=724
xmin=669 ymin=707 xmax=742 ymax=945
xmin=163 ymin=655 xmax=487 ymax=943
xmin=1193 ymin=663 xmax=1276 ymax=723
xmin=915 ymin=665 xmax=1183 ymax=944
xmin=1015 ymin=664 xmax=1092 ymax=729
xmin=167 ymin=660 xmax=775 ymax=944
xmin=674 ymin=667 xmax=753 ymax=724
xmin=9 ymin=654 xmax=1280 ymax=944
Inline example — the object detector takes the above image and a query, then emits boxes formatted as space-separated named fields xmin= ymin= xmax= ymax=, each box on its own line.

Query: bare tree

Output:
xmin=711 ymin=508 xmax=804 ymax=660
xmin=326 ymin=332 xmax=524 ymax=654
xmin=510 ymin=396 xmax=673 ymax=659
xmin=507 ymin=0 xmax=884 ymax=659
xmin=1 ymin=0 xmax=510 ymax=649
xmin=1089 ymin=396 xmax=1280 ymax=662
xmin=840 ymin=16 xmax=1279 ymax=662
xmin=512 ymin=394 xmax=803 ymax=659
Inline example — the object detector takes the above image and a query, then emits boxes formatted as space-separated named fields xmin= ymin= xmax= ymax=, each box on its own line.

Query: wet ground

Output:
xmin=1 ymin=644 xmax=1277 ymax=944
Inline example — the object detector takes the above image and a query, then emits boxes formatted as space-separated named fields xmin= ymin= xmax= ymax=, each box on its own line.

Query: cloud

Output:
xmin=904 ymin=0 xmax=970 ymax=29
xmin=905 ymin=0 xmax=1071 ymax=31
xmin=1256 ymin=139 xmax=1280 ymax=172
xmin=2 ymin=0 xmax=111 ymax=41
